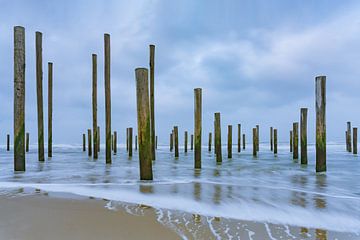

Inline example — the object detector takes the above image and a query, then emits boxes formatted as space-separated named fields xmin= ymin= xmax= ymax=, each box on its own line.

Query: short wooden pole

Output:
xmin=129 ymin=128 xmax=133 ymax=157
xmin=237 ymin=124 xmax=241 ymax=152
xmin=104 ymin=33 xmax=111 ymax=164
xmin=36 ymin=31 xmax=44 ymax=161
xmin=149 ymin=45 xmax=156 ymax=161
xmin=126 ymin=128 xmax=129 ymax=152
xmin=270 ymin=127 xmax=273 ymax=151
xmin=113 ymin=131 xmax=117 ymax=154
xmin=290 ymin=130 xmax=293 ymax=152
xmin=346 ymin=130 xmax=348 ymax=151
xmin=191 ymin=134 xmax=193 ymax=150
xmin=174 ymin=126 xmax=179 ymax=158
xmin=135 ymin=68 xmax=152 ymax=180
xmin=14 ymin=26 xmax=26 ymax=170
xmin=97 ymin=126 xmax=100 ymax=152
xmin=256 ymin=125 xmax=259 ymax=151
xmin=92 ymin=54 xmax=98 ymax=159
xmin=208 ymin=132 xmax=212 ymax=152
xmin=347 ymin=122 xmax=352 ymax=152
xmin=252 ymin=128 xmax=257 ymax=157
xmin=353 ymin=127 xmax=357 ymax=154
xmin=293 ymin=122 xmax=299 ymax=159
xmin=88 ymin=129 xmax=92 ymax=156
xmin=170 ymin=132 xmax=173 ymax=151
xmin=184 ymin=131 xmax=188 ymax=153
xmin=228 ymin=125 xmax=232 ymax=158
xmin=194 ymin=88 xmax=202 ymax=168
xmin=300 ymin=108 xmax=308 ymax=164
xmin=214 ymin=112 xmax=222 ymax=163
xmin=274 ymin=129 xmax=278 ymax=154
xmin=315 ymin=76 xmax=326 ymax=172
xmin=7 ymin=134 xmax=10 ymax=151
xmin=135 ymin=135 xmax=138 ymax=150
xmin=242 ymin=134 xmax=245 ymax=149
xmin=82 ymin=134 xmax=86 ymax=151
xmin=26 ymin=133 xmax=29 ymax=152
xmin=48 ymin=62 xmax=53 ymax=158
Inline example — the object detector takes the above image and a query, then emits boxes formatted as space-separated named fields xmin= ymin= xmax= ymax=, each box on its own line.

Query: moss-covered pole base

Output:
xmin=293 ymin=122 xmax=299 ymax=159
xmin=252 ymin=128 xmax=257 ymax=157
xmin=135 ymin=68 xmax=153 ymax=180
xmin=14 ymin=26 xmax=25 ymax=171
xmin=274 ymin=129 xmax=278 ymax=154
xmin=104 ymin=33 xmax=111 ymax=164
xmin=88 ymin=129 xmax=92 ymax=156
xmin=353 ymin=127 xmax=357 ymax=154
xmin=237 ymin=124 xmax=241 ymax=153
xmin=36 ymin=31 xmax=44 ymax=162
xmin=208 ymin=132 xmax=212 ymax=152
xmin=228 ymin=125 xmax=232 ymax=159
xmin=316 ymin=76 xmax=326 ymax=172
xmin=174 ymin=126 xmax=179 ymax=158
xmin=194 ymin=88 xmax=202 ymax=168
xmin=300 ymin=108 xmax=308 ymax=164
xmin=129 ymin=128 xmax=133 ymax=157
xmin=184 ymin=131 xmax=188 ymax=153
xmin=26 ymin=133 xmax=29 ymax=152
xmin=214 ymin=112 xmax=222 ymax=163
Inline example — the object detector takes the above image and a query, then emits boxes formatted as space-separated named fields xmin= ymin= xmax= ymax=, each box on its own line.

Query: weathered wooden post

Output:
xmin=293 ymin=122 xmax=299 ymax=159
xmin=14 ymin=26 xmax=26 ymax=170
xmin=290 ymin=130 xmax=293 ymax=152
xmin=135 ymin=135 xmax=138 ymax=150
xmin=353 ymin=127 xmax=357 ymax=154
xmin=48 ymin=62 xmax=53 ymax=158
xmin=88 ymin=129 xmax=92 ymax=156
xmin=82 ymin=133 xmax=86 ymax=151
xmin=129 ymin=128 xmax=133 ymax=157
xmin=92 ymin=54 xmax=98 ymax=159
xmin=126 ymin=128 xmax=129 ymax=152
xmin=347 ymin=122 xmax=352 ymax=152
xmin=149 ymin=45 xmax=156 ymax=161
xmin=7 ymin=134 xmax=10 ymax=151
xmin=228 ymin=125 xmax=232 ymax=158
xmin=300 ymin=108 xmax=308 ymax=164
xmin=270 ymin=127 xmax=273 ymax=151
xmin=242 ymin=134 xmax=245 ymax=149
xmin=274 ymin=129 xmax=278 ymax=154
xmin=194 ymin=88 xmax=202 ymax=168
xmin=104 ymin=33 xmax=111 ymax=164
xmin=26 ymin=133 xmax=29 ymax=152
xmin=174 ymin=126 xmax=179 ymax=158
xmin=191 ymin=134 xmax=194 ymax=150
xmin=113 ymin=131 xmax=117 ymax=154
xmin=256 ymin=125 xmax=259 ymax=151
xmin=97 ymin=126 xmax=100 ymax=152
xmin=208 ymin=132 xmax=212 ymax=152
xmin=184 ymin=131 xmax=188 ymax=153
xmin=252 ymin=128 xmax=257 ymax=157
xmin=237 ymin=124 xmax=241 ymax=152
xmin=135 ymin=68 xmax=152 ymax=180
xmin=170 ymin=132 xmax=173 ymax=151
xmin=316 ymin=76 xmax=326 ymax=172
xmin=36 ymin=31 xmax=44 ymax=161
xmin=214 ymin=112 xmax=222 ymax=163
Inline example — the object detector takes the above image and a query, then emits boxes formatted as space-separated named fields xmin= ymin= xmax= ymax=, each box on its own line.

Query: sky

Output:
xmin=1 ymin=0 xmax=360 ymax=145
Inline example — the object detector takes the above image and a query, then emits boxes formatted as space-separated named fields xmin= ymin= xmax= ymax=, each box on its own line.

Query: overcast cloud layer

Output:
xmin=1 ymin=0 xmax=360 ymax=145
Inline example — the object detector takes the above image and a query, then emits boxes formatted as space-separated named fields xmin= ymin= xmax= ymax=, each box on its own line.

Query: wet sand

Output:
xmin=0 ymin=193 xmax=179 ymax=240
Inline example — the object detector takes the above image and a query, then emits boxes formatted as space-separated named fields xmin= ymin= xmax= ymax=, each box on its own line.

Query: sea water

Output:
xmin=0 ymin=143 xmax=359 ymax=239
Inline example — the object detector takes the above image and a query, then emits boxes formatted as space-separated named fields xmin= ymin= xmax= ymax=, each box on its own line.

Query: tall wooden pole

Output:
xmin=293 ymin=122 xmax=299 ymax=159
xmin=256 ymin=125 xmax=259 ymax=151
xmin=113 ymin=131 xmax=117 ymax=154
xmin=194 ymin=88 xmax=202 ymax=168
xmin=174 ymin=126 xmax=179 ymax=158
xmin=14 ymin=26 xmax=25 ymax=170
xmin=184 ymin=131 xmax=188 ymax=153
xmin=208 ymin=132 xmax=212 ymax=152
xmin=290 ymin=130 xmax=293 ymax=152
xmin=7 ymin=134 xmax=10 ymax=151
xmin=242 ymin=134 xmax=245 ymax=149
xmin=228 ymin=125 xmax=232 ymax=158
xmin=92 ymin=54 xmax=98 ymax=159
xmin=237 ymin=124 xmax=241 ymax=152
xmin=36 ymin=31 xmax=44 ymax=161
xmin=300 ymin=108 xmax=308 ymax=164
xmin=347 ymin=122 xmax=352 ymax=152
xmin=129 ymin=128 xmax=133 ymax=157
xmin=274 ymin=129 xmax=278 ymax=154
xmin=252 ymin=128 xmax=257 ymax=157
xmin=26 ymin=133 xmax=29 ymax=152
xmin=82 ymin=133 xmax=86 ymax=151
xmin=353 ymin=127 xmax=357 ymax=154
xmin=316 ymin=76 xmax=326 ymax=172
xmin=47 ymin=62 xmax=53 ymax=158
xmin=88 ymin=129 xmax=92 ymax=156
xmin=270 ymin=127 xmax=273 ymax=151
xmin=104 ymin=33 xmax=111 ymax=164
xmin=135 ymin=68 xmax=152 ymax=180
xmin=149 ymin=45 xmax=155 ymax=160
xmin=214 ymin=112 xmax=222 ymax=163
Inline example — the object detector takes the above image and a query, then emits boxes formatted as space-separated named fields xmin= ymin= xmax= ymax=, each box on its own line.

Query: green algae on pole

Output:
xmin=316 ymin=76 xmax=326 ymax=172
xmin=252 ymin=128 xmax=257 ymax=157
xmin=184 ymin=131 xmax=188 ymax=153
xmin=14 ymin=26 xmax=25 ymax=170
xmin=7 ymin=134 xmax=10 ymax=151
xmin=300 ymin=108 xmax=308 ymax=164
xmin=347 ymin=122 xmax=352 ymax=152
xmin=270 ymin=127 xmax=273 ymax=151
xmin=129 ymin=128 xmax=133 ymax=157
xmin=36 ymin=31 xmax=44 ymax=161
xmin=174 ymin=126 xmax=179 ymax=158
xmin=113 ymin=131 xmax=117 ymax=155
xmin=237 ymin=124 xmax=241 ymax=152
xmin=88 ymin=129 xmax=92 ymax=156
xmin=92 ymin=54 xmax=98 ymax=159
xmin=104 ymin=33 xmax=111 ymax=164
xmin=208 ymin=132 xmax=212 ymax=152
xmin=228 ymin=125 xmax=232 ymax=159
xmin=194 ymin=88 xmax=202 ymax=168
xmin=83 ymin=133 xmax=86 ymax=151
xmin=191 ymin=134 xmax=194 ymax=150
xmin=214 ymin=112 xmax=222 ymax=163
xmin=135 ymin=68 xmax=152 ymax=180
xmin=290 ymin=130 xmax=293 ymax=152
xmin=26 ymin=133 xmax=29 ymax=152
xmin=48 ymin=62 xmax=53 ymax=158
xmin=293 ymin=122 xmax=299 ymax=159
xmin=274 ymin=129 xmax=278 ymax=154
xmin=353 ymin=127 xmax=357 ymax=154
xmin=149 ymin=45 xmax=156 ymax=161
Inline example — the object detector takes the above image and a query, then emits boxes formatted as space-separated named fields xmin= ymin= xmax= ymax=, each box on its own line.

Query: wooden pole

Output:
xmin=104 ymin=33 xmax=111 ymax=164
xmin=290 ymin=130 xmax=293 ymax=152
xmin=113 ymin=131 xmax=117 ymax=154
xmin=353 ymin=127 xmax=357 ymax=154
xmin=48 ymin=62 xmax=53 ymax=158
xmin=149 ymin=45 xmax=156 ymax=160
xmin=36 ymin=31 xmax=44 ymax=161
xmin=274 ymin=129 xmax=278 ymax=154
xmin=256 ymin=125 xmax=259 ymax=151
xmin=135 ymin=135 xmax=138 ymax=150
xmin=214 ymin=112 xmax=222 ymax=163
xmin=82 ymin=133 xmax=86 ymax=151
xmin=14 ymin=26 xmax=25 ymax=170
xmin=315 ymin=76 xmax=326 ymax=172
xmin=88 ymin=129 xmax=92 ymax=156
xmin=7 ymin=134 xmax=10 ymax=151
xmin=126 ymin=128 xmax=129 ymax=152
xmin=252 ymin=128 xmax=257 ymax=157
xmin=237 ymin=124 xmax=241 ymax=152
xmin=228 ymin=125 xmax=232 ymax=158
xmin=26 ymin=133 xmax=29 ymax=152
xmin=293 ymin=122 xmax=299 ymax=159
xmin=92 ymin=54 xmax=98 ymax=159
xmin=208 ymin=132 xmax=212 ymax=152
xmin=184 ymin=131 xmax=188 ymax=153
xmin=242 ymin=134 xmax=245 ymax=149
xmin=194 ymin=88 xmax=202 ymax=168
xmin=135 ymin=68 xmax=152 ymax=180
xmin=347 ymin=122 xmax=352 ymax=152
xmin=97 ymin=126 xmax=100 ymax=152
xmin=129 ymin=128 xmax=133 ymax=157
xmin=170 ymin=132 xmax=173 ymax=151
xmin=270 ymin=127 xmax=273 ymax=151
xmin=191 ymin=134 xmax=193 ymax=150
xmin=174 ymin=126 xmax=179 ymax=158
xmin=300 ymin=108 xmax=308 ymax=164
xmin=346 ymin=130 xmax=348 ymax=151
